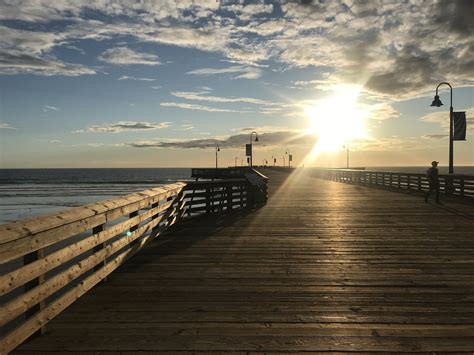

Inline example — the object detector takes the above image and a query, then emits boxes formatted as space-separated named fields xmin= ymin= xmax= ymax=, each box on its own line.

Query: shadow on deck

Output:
xmin=13 ymin=169 xmax=474 ymax=353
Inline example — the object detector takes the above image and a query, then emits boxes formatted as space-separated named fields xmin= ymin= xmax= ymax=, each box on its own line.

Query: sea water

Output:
xmin=0 ymin=168 xmax=192 ymax=224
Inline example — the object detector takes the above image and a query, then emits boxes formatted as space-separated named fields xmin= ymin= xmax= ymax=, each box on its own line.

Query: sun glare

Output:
xmin=304 ymin=85 xmax=369 ymax=160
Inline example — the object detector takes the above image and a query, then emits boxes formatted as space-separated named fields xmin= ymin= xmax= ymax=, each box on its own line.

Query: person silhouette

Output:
xmin=425 ymin=161 xmax=440 ymax=204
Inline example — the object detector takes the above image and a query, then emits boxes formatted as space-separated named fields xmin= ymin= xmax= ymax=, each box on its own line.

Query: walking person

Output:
xmin=425 ymin=161 xmax=440 ymax=204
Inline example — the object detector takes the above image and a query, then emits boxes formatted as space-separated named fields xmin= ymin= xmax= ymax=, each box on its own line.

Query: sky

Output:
xmin=0 ymin=0 xmax=473 ymax=168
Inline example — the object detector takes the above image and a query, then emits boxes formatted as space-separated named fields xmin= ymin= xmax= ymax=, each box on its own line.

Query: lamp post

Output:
xmin=343 ymin=144 xmax=349 ymax=169
xmin=215 ymin=145 xmax=220 ymax=169
xmin=234 ymin=156 xmax=238 ymax=167
xmin=249 ymin=131 xmax=259 ymax=168
xmin=285 ymin=149 xmax=291 ymax=168
xmin=430 ymin=82 xmax=454 ymax=174
xmin=271 ymin=155 xmax=275 ymax=167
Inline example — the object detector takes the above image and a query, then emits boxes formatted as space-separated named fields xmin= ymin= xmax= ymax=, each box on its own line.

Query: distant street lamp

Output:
xmin=249 ymin=131 xmax=259 ymax=168
xmin=271 ymin=155 xmax=275 ymax=167
xmin=343 ymin=144 xmax=350 ymax=169
xmin=215 ymin=145 xmax=220 ymax=169
xmin=285 ymin=149 xmax=291 ymax=168
xmin=431 ymin=82 xmax=454 ymax=174
xmin=234 ymin=156 xmax=238 ymax=167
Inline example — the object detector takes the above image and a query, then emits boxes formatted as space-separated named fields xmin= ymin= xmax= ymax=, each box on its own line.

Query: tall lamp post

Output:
xmin=215 ymin=145 xmax=220 ymax=169
xmin=430 ymin=82 xmax=454 ymax=174
xmin=285 ymin=149 xmax=291 ymax=168
xmin=234 ymin=156 xmax=238 ymax=167
xmin=249 ymin=131 xmax=259 ymax=168
xmin=343 ymin=144 xmax=349 ymax=169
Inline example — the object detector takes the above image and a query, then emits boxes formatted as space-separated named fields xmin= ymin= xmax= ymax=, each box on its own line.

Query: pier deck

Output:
xmin=14 ymin=169 xmax=474 ymax=353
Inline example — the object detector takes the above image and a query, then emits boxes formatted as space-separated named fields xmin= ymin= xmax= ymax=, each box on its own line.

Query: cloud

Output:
xmin=420 ymin=107 xmax=474 ymax=132
xmin=187 ymin=65 xmax=262 ymax=80
xmin=170 ymin=91 xmax=276 ymax=106
xmin=43 ymin=105 xmax=59 ymax=112
xmin=160 ymin=102 xmax=249 ymax=113
xmin=424 ymin=134 xmax=449 ymax=139
xmin=0 ymin=50 xmax=96 ymax=76
xmin=118 ymin=75 xmax=156 ymax=81
xmin=367 ymin=103 xmax=400 ymax=121
xmin=98 ymin=47 xmax=160 ymax=65
xmin=75 ymin=121 xmax=170 ymax=133
xmin=0 ymin=122 xmax=16 ymax=129
xmin=0 ymin=1 xmax=473 ymax=97
xmin=126 ymin=129 xmax=315 ymax=149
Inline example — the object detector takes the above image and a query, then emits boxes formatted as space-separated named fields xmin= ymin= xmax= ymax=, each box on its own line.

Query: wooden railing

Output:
xmin=314 ymin=169 xmax=474 ymax=199
xmin=0 ymin=176 xmax=262 ymax=354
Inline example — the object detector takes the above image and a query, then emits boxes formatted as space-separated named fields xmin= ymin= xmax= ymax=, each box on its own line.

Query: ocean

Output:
xmin=1 ymin=166 xmax=473 ymax=224
xmin=0 ymin=168 xmax=192 ymax=224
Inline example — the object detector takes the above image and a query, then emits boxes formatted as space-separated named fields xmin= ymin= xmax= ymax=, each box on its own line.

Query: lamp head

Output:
xmin=430 ymin=95 xmax=443 ymax=107
xmin=217 ymin=146 xmax=220 ymax=152
xmin=254 ymin=136 xmax=259 ymax=142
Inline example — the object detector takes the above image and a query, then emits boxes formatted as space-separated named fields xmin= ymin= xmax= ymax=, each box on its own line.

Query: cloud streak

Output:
xmin=98 ymin=47 xmax=161 ymax=65
xmin=0 ymin=122 xmax=16 ymax=129
xmin=160 ymin=102 xmax=249 ymax=113
xmin=187 ymin=65 xmax=262 ymax=80
xmin=127 ymin=130 xmax=315 ymax=149
xmin=75 ymin=121 xmax=170 ymax=133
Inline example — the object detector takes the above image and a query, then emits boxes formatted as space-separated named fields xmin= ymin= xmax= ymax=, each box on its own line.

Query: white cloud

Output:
xmin=0 ymin=122 xmax=16 ymax=129
xmin=0 ymin=1 xmax=472 ymax=97
xmin=420 ymin=107 xmax=474 ymax=132
xmin=187 ymin=65 xmax=262 ymax=80
xmin=75 ymin=121 xmax=170 ymax=133
xmin=170 ymin=91 xmax=275 ymax=106
xmin=98 ymin=47 xmax=160 ymax=65
xmin=118 ymin=75 xmax=156 ymax=81
xmin=160 ymin=102 xmax=249 ymax=113
xmin=43 ymin=105 xmax=59 ymax=112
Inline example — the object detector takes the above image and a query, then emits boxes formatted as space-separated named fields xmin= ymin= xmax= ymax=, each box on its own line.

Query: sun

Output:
xmin=303 ymin=85 xmax=369 ymax=157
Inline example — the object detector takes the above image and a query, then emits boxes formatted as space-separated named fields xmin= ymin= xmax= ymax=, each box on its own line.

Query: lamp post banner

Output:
xmin=246 ymin=144 xmax=252 ymax=156
xmin=453 ymin=111 xmax=466 ymax=141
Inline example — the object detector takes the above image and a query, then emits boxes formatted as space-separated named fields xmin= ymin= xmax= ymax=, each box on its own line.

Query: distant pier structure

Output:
xmin=1 ymin=167 xmax=474 ymax=353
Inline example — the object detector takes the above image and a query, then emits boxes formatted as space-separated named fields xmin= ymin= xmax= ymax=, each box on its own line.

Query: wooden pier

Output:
xmin=2 ymin=168 xmax=474 ymax=353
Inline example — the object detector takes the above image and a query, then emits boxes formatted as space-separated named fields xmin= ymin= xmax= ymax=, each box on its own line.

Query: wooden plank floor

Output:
xmin=14 ymin=169 xmax=474 ymax=353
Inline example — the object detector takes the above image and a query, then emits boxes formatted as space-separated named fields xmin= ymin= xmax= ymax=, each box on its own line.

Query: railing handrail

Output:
xmin=314 ymin=168 xmax=474 ymax=179
xmin=313 ymin=168 xmax=474 ymax=199
xmin=0 ymin=174 xmax=268 ymax=354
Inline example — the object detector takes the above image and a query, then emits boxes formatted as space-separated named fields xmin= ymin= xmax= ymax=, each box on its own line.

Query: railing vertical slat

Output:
xmin=23 ymin=249 xmax=46 ymax=336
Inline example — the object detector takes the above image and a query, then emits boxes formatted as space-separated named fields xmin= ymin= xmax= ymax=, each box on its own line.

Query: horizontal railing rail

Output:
xmin=0 ymin=175 xmax=264 ymax=354
xmin=313 ymin=169 xmax=474 ymax=199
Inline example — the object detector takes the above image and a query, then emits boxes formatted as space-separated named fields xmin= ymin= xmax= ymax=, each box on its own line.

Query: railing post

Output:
xmin=226 ymin=185 xmax=232 ymax=212
xmin=24 ymin=248 xmax=46 ymax=336
xmin=93 ymin=223 xmax=107 ymax=282
xmin=460 ymin=177 xmax=465 ymax=196
xmin=206 ymin=187 xmax=211 ymax=214
xmin=151 ymin=201 xmax=160 ymax=229
xmin=389 ymin=174 xmax=392 ymax=188
xmin=407 ymin=175 xmax=411 ymax=191
xmin=397 ymin=174 xmax=401 ymax=189
xmin=247 ymin=184 xmax=254 ymax=210
xmin=418 ymin=176 xmax=421 ymax=191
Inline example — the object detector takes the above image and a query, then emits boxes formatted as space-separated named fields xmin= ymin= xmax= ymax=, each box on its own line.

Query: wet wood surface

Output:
xmin=14 ymin=169 xmax=474 ymax=353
